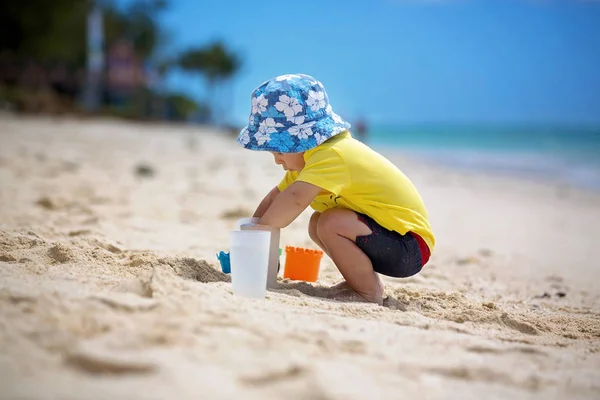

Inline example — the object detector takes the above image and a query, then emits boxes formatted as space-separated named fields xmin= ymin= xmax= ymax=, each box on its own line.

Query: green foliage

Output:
xmin=178 ymin=41 xmax=242 ymax=83
xmin=165 ymin=93 xmax=204 ymax=120
xmin=178 ymin=41 xmax=242 ymax=123
xmin=0 ymin=0 xmax=241 ymax=123
xmin=101 ymin=0 xmax=169 ymax=60
xmin=0 ymin=0 xmax=92 ymax=65
xmin=0 ymin=0 xmax=167 ymax=65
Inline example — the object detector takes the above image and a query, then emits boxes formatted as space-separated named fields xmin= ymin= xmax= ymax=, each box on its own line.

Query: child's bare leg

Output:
xmin=309 ymin=212 xmax=353 ymax=291
xmin=316 ymin=208 xmax=383 ymax=304
xmin=308 ymin=212 xmax=327 ymax=252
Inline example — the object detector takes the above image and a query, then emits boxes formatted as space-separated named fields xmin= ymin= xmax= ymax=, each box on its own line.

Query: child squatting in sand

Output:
xmin=237 ymin=74 xmax=434 ymax=305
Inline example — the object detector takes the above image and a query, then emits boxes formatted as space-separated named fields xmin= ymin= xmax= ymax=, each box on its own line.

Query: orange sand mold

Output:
xmin=283 ymin=246 xmax=324 ymax=282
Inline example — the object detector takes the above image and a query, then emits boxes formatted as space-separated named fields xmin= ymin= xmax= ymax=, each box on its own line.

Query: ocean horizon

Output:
xmin=366 ymin=122 xmax=600 ymax=191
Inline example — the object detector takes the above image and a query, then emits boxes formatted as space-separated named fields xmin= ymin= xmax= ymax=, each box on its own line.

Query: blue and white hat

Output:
xmin=237 ymin=74 xmax=351 ymax=153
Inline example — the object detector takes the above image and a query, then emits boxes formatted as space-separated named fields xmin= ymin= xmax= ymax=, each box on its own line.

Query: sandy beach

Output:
xmin=0 ymin=114 xmax=599 ymax=399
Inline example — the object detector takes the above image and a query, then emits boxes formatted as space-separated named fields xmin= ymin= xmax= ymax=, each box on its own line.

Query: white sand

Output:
xmin=0 ymin=114 xmax=599 ymax=399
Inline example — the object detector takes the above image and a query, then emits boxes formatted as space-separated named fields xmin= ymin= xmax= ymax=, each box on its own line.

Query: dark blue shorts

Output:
xmin=355 ymin=213 xmax=424 ymax=278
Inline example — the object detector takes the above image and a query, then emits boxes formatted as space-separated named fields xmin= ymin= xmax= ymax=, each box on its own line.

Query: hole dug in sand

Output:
xmin=116 ymin=256 xmax=230 ymax=299
xmin=47 ymin=244 xmax=74 ymax=263
xmin=499 ymin=312 xmax=539 ymax=335
xmin=159 ymin=257 xmax=230 ymax=283
xmin=0 ymin=252 xmax=17 ymax=262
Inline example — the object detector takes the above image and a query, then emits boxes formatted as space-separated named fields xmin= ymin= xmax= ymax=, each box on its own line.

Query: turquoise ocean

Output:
xmin=367 ymin=123 xmax=600 ymax=191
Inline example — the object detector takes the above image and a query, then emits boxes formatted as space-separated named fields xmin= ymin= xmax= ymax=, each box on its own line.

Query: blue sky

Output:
xmin=142 ymin=0 xmax=600 ymax=125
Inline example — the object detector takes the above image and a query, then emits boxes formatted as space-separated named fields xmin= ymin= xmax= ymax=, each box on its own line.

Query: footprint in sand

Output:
xmin=65 ymin=346 xmax=157 ymax=375
xmin=466 ymin=344 xmax=547 ymax=356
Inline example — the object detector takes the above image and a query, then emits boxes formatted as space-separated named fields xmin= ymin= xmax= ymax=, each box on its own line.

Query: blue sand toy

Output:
xmin=216 ymin=251 xmax=231 ymax=274
xmin=217 ymin=249 xmax=282 ymax=274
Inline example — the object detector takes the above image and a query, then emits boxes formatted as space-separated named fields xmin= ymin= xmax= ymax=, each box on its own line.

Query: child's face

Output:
xmin=271 ymin=152 xmax=305 ymax=171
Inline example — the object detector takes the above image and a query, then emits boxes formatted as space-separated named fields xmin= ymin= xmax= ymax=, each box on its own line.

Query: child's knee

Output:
xmin=317 ymin=209 xmax=371 ymax=239
xmin=308 ymin=212 xmax=321 ymax=241
xmin=316 ymin=209 xmax=348 ymax=236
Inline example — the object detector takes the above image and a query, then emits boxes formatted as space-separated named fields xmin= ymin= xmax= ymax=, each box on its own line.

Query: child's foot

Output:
xmin=328 ymin=288 xmax=383 ymax=305
xmin=329 ymin=276 xmax=384 ymax=305
xmin=330 ymin=280 xmax=351 ymax=291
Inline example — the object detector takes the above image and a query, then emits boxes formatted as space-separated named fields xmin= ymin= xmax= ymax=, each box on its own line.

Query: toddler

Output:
xmin=237 ymin=74 xmax=434 ymax=305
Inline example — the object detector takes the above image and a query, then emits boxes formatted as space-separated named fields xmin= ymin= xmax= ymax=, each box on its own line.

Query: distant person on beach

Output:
xmin=354 ymin=118 xmax=368 ymax=142
xmin=237 ymin=74 xmax=434 ymax=305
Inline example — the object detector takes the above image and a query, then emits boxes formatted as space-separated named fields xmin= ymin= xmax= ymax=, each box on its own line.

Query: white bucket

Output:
xmin=238 ymin=218 xmax=281 ymax=289
xmin=229 ymin=230 xmax=271 ymax=299
xmin=235 ymin=217 xmax=259 ymax=230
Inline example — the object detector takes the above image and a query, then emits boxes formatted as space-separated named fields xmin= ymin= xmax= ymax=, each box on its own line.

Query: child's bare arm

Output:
xmin=252 ymin=186 xmax=280 ymax=218
xmin=258 ymin=181 xmax=321 ymax=228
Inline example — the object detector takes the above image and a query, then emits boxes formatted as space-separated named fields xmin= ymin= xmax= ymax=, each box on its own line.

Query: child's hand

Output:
xmin=252 ymin=186 xmax=280 ymax=219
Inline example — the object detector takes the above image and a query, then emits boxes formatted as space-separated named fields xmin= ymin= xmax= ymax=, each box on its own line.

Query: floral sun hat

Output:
xmin=237 ymin=74 xmax=351 ymax=153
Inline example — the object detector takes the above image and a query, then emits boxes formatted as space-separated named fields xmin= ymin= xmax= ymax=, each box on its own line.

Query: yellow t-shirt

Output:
xmin=277 ymin=131 xmax=435 ymax=252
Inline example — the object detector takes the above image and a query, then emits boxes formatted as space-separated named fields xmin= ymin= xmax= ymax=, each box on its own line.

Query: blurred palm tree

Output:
xmin=178 ymin=41 xmax=242 ymax=125
xmin=102 ymin=0 xmax=168 ymax=62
